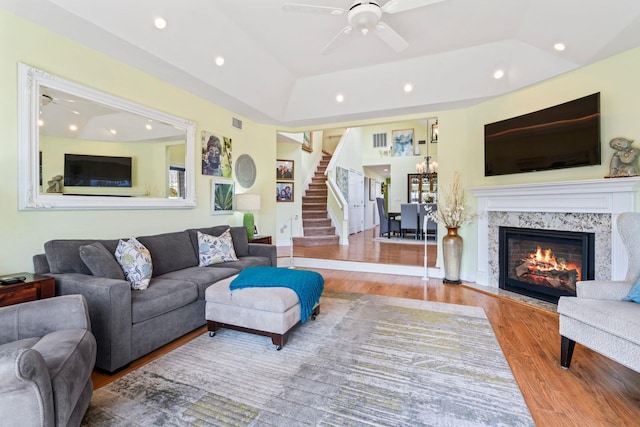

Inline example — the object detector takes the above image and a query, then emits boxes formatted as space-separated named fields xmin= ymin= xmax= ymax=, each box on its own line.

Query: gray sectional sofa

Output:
xmin=33 ymin=226 xmax=276 ymax=373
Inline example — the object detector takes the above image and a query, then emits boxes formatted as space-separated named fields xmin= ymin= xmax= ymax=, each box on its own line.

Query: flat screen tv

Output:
xmin=484 ymin=93 xmax=601 ymax=176
xmin=64 ymin=154 xmax=132 ymax=187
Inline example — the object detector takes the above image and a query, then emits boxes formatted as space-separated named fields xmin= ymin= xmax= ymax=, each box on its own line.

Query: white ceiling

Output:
xmin=4 ymin=0 xmax=640 ymax=128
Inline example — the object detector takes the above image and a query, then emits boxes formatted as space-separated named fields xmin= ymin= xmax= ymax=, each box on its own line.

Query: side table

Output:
xmin=249 ymin=235 xmax=272 ymax=244
xmin=0 ymin=273 xmax=55 ymax=307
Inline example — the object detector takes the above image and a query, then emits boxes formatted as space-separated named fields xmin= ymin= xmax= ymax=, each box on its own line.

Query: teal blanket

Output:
xmin=230 ymin=267 xmax=324 ymax=323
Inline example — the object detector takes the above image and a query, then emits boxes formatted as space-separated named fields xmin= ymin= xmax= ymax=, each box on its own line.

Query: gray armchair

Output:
xmin=558 ymin=212 xmax=640 ymax=372
xmin=0 ymin=295 xmax=97 ymax=427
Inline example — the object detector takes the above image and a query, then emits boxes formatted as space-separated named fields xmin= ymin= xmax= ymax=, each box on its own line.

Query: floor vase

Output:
xmin=442 ymin=227 xmax=463 ymax=284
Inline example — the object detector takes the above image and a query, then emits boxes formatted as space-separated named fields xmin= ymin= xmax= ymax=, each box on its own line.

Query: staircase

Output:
xmin=292 ymin=151 xmax=340 ymax=247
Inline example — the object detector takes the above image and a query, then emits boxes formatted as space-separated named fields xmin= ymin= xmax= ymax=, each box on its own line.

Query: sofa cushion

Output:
xmin=558 ymin=297 xmax=640 ymax=346
xmin=208 ymin=256 xmax=272 ymax=271
xmin=187 ymin=226 xmax=249 ymax=258
xmin=115 ymin=238 xmax=153 ymax=290
xmin=197 ymin=230 xmax=238 ymax=266
xmin=79 ymin=242 xmax=125 ymax=280
xmin=130 ymin=278 xmax=198 ymax=324
xmin=136 ymin=231 xmax=198 ymax=276
xmin=44 ymin=239 xmax=119 ymax=274
xmin=157 ymin=266 xmax=238 ymax=299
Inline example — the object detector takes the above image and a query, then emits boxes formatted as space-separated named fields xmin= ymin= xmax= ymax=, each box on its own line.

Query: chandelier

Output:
xmin=416 ymin=155 xmax=438 ymax=175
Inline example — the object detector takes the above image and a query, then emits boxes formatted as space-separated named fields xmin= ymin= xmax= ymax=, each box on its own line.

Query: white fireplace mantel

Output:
xmin=469 ymin=177 xmax=640 ymax=287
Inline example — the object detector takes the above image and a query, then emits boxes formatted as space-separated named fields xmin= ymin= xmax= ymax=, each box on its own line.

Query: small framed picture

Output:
xmin=369 ymin=178 xmax=376 ymax=201
xmin=211 ymin=179 xmax=234 ymax=215
xmin=276 ymin=159 xmax=294 ymax=180
xmin=276 ymin=182 xmax=294 ymax=202
xmin=302 ymin=131 xmax=313 ymax=152
xmin=431 ymin=123 xmax=438 ymax=143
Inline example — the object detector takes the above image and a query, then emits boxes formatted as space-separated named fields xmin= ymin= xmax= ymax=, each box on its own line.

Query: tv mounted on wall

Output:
xmin=64 ymin=154 xmax=132 ymax=187
xmin=484 ymin=93 xmax=601 ymax=176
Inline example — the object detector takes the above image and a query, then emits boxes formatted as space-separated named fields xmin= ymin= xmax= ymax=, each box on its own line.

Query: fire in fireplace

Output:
xmin=499 ymin=227 xmax=595 ymax=303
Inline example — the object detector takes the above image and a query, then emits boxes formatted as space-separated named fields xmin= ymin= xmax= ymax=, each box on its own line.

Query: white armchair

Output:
xmin=558 ymin=212 xmax=640 ymax=372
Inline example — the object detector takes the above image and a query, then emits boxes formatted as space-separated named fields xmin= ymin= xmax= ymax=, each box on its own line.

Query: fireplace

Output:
xmin=499 ymin=227 xmax=595 ymax=303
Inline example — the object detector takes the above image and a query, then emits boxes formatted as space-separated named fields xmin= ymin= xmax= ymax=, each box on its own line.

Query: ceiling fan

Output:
xmin=41 ymin=92 xmax=86 ymax=115
xmin=282 ymin=0 xmax=445 ymax=54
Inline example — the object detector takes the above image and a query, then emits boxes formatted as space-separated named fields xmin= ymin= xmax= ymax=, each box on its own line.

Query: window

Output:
xmin=169 ymin=166 xmax=186 ymax=198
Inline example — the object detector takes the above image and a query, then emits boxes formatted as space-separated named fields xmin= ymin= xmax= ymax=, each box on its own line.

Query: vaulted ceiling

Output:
xmin=4 ymin=0 xmax=640 ymax=127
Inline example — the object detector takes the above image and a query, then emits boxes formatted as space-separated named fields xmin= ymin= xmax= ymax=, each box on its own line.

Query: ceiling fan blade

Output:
xmin=375 ymin=22 xmax=409 ymax=52
xmin=321 ymin=26 xmax=353 ymax=55
xmin=282 ymin=3 xmax=346 ymax=16
xmin=381 ymin=0 xmax=446 ymax=14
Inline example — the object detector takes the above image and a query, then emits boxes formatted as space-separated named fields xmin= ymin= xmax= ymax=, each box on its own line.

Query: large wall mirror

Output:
xmin=18 ymin=63 xmax=196 ymax=210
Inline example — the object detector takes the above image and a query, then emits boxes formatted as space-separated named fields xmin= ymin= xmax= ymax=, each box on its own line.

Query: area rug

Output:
xmin=83 ymin=291 xmax=533 ymax=426
xmin=373 ymin=236 xmax=437 ymax=245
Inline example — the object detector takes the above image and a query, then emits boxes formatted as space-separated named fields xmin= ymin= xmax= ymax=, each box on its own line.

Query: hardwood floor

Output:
xmin=278 ymin=225 xmax=437 ymax=267
xmin=92 ymin=228 xmax=640 ymax=426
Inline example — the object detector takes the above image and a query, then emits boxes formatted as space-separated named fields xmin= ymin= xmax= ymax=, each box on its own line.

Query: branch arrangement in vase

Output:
xmin=429 ymin=171 xmax=475 ymax=228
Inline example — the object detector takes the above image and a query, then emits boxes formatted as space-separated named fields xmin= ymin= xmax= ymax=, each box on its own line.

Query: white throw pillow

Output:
xmin=198 ymin=229 xmax=238 ymax=266
xmin=115 ymin=237 xmax=153 ymax=290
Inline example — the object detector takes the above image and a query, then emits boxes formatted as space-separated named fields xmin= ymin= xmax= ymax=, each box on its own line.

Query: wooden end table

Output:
xmin=249 ymin=235 xmax=272 ymax=244
xmin=0 ymin=273 xmax=55 ymax=307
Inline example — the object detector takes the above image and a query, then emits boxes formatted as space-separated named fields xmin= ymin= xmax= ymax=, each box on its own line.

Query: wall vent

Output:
xmin=232 ymin=117 xmax=243 ymax=130
xmin=373 ymin=132 xmax=387 ymax=148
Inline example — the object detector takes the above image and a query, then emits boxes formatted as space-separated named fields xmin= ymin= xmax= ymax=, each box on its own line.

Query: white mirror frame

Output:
xmin=18 ymin=63 xmax=197 ymax=210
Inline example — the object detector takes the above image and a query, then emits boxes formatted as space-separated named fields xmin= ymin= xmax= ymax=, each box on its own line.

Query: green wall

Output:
xmin=0 ymin=9 xmax=277 ymax=273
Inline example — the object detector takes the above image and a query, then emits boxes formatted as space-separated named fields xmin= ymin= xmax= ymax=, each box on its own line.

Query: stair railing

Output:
xmin=326 ymin=176 xmax=349 ymax=245
xmin=324 ymin=128 xmax=351 ymax=245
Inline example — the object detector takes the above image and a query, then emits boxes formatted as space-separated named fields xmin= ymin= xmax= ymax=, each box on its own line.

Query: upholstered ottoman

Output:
xmin=205 ymin=269 xmax=322 ymax=349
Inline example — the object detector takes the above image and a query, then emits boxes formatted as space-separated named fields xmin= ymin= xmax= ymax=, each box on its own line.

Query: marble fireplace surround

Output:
xmin=469 ymin=177 xmax=640 ymax=288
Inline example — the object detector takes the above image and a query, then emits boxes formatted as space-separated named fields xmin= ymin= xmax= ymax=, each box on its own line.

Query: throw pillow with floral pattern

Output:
xmin=115 ymin=237 xmax=153 ymax=290
xmin=198 ymin=229 xmax=238 ymax=266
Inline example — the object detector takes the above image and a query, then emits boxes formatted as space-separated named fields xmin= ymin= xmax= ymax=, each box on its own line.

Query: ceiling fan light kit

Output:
xmin=348 ymin=3 xmax=382 ymax=35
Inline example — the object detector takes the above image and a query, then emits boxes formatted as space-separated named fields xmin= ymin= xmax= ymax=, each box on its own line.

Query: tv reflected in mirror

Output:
xmin=484 ymin=93 xmax=601 ymax=176
xmin=64 ymin=154 xmax=132 ymax=187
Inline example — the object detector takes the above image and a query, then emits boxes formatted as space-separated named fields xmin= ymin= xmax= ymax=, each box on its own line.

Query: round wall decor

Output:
xmin=235 ymin=154 xmax=257 ymax=188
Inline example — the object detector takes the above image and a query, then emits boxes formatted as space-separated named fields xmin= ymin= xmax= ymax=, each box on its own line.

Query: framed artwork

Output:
xmin=302 ymin=131 xmax=313 ymax=152
xmin=211 ymin=179 xmax=234 ymax=215
xmin=202 ymin=130 xmax=233 ymax=178
xmin=391 ymin=129 xmax=414 ymax=157
xmin=276 ymin=159 xmax=294 ymax=180
xmin=276 ymin=182 xmax=294 ymax=202
xmin=431 ymin=123 xmax=439 ymax=143
xmin=369 ymin=178 xmax=376 ymax=201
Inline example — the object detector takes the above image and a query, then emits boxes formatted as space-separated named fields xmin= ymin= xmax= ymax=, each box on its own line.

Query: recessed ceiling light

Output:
xmin=336 ymin=94 xmax=344 ymax=103
xmin=404 ymin=83 xmax=413 ymax=93
xmin=494 ymin=69 xmax=505 ymax=79
xmin=154 ymin=17 xmax=167 ymax=30
xmin=110 ymin=129 xmax=117 ymax=135
xmin=38 ymin=119 xmax=44 ymax=127
xmin=554 ymin=43 xmax=566 ymax=51
xmin=330 ymin=9 xmax=344 ymax=16
xmin=145 ymin=124 xmax=153 ymax=130
xmin=215 ymin=56 xmax=225 ymax=66
xmin=69 ymin=124 xmax=78 ymax=131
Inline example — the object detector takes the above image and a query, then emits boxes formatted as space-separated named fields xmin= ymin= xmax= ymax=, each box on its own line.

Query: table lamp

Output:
xmin=236 ymin=194 xmax=261 ymax=239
